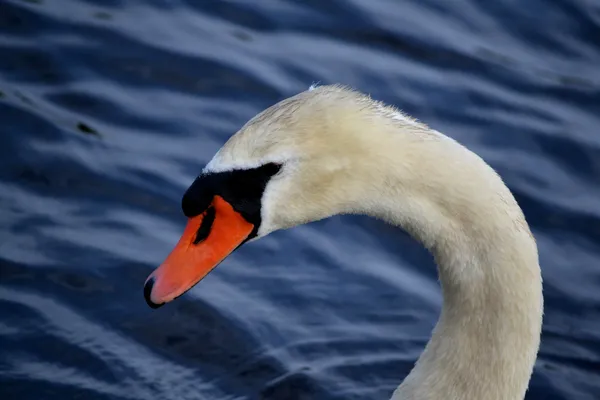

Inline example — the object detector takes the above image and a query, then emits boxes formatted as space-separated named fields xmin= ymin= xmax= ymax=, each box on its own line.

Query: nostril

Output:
xmin=194 ymin=205 xmax=216 ymax=244
xmin=143 ymin=277 xmax=164 ymax=309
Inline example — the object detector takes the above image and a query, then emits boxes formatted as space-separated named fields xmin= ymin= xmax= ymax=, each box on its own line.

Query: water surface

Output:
xmin=1 ymin=0 xmax=599 ymax=399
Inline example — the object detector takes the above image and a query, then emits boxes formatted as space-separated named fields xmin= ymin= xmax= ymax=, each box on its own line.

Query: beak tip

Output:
xmin=144 ymin=277 xmax=164 ymax=309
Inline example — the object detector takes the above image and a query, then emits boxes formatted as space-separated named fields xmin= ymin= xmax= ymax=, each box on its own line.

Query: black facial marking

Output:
xmin=194 ymin=205 xmax=215 ymax=244
xmin=182 ymin=163 xmax=282 ymax=238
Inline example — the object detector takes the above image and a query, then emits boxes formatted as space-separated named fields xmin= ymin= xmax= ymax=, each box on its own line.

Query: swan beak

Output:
xmin=143 ymin=195 xmax=254 ymax=308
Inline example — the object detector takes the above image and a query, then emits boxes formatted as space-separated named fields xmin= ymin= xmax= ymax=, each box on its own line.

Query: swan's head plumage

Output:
xmin=203 ymin=84 xmax=434 ymax=238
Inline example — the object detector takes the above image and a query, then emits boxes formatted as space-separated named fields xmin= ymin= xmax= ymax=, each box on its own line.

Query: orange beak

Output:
xmin=144 ymin=195 xmax=254 ymax=308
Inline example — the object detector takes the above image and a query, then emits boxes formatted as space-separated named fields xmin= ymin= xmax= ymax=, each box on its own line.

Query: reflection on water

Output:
xmin=1 ymin=0 xmax=599 ymax=399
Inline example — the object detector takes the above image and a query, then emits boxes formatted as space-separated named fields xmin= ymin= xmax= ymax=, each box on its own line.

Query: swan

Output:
xmin=144 ymin=84 xmax=543 ymax=400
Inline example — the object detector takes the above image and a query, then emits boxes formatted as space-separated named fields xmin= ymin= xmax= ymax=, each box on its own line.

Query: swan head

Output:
xmin=144 ymin=85 xmax=419 ymax=308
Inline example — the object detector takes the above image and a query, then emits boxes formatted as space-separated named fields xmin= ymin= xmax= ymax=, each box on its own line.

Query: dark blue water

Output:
xmin=1 ymin=0 xmax=599 ymax=399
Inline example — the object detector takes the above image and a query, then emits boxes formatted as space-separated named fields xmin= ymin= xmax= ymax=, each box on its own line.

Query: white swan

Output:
xmin=144 ymin=85 xmax=543 ymax=400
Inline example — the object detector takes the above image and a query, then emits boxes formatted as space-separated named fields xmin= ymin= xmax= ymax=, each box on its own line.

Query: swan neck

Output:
xmin=354 ymin=136 xmax=543 ymax=400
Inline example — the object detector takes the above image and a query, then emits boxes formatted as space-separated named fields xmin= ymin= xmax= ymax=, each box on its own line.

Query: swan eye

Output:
xmin=194 ymin=205 xmax=216 ymax=244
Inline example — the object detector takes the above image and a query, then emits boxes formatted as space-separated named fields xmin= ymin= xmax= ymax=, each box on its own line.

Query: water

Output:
xmin=1 ymin=0 xmax=599 ymax=399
